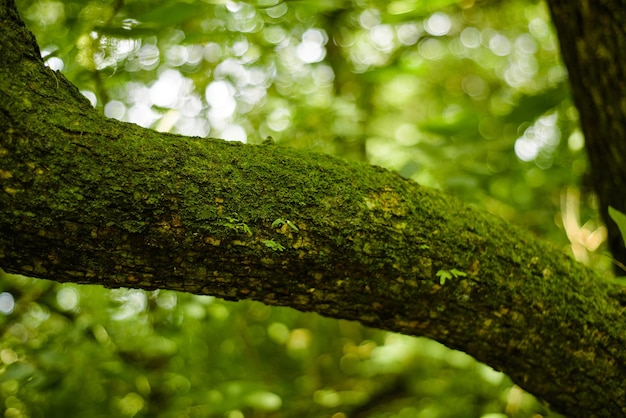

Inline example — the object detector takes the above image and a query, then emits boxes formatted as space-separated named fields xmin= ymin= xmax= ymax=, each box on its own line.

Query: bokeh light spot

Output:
xmin=0 ymin=292 xmax=15 ymax=315
xmin=425 ymin=12 xmax=451 ymax=37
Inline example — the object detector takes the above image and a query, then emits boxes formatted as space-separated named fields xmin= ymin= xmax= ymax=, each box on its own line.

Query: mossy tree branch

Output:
xmin=2 ymin=0 xmax=626 ymax=416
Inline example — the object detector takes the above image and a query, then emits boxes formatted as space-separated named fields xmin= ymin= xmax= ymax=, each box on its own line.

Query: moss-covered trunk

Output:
xmin=2 ymin=0 xmax=626 ymax=416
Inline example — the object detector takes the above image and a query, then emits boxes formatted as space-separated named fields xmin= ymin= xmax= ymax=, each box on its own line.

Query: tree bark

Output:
xmin=548 ymin=0 xmax=626 ymax=275
xmin=2 ymin=0 xmax=626 ymax=416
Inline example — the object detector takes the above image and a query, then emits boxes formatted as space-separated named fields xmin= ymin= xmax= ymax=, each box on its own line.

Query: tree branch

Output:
xmin=548 ymin=0 xmax=626 ymax=275
xmin=2 ymin=0 xmax=626 ymax=416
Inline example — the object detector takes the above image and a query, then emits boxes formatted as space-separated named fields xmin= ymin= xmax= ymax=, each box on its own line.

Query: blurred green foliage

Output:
xmin=2 ymin=0 xmax=609 ymax=415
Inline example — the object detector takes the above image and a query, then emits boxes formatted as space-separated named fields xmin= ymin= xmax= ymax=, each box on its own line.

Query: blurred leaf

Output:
xmin=503 ymin=82 xmax=569 ymax=125
xmin=609 ymin=206 xmax=626 ymax=246
xmin=0 ymin=361 xmax=37 ymax=382
xmin=419 ymin=110 xmax=481 ymax=137
xmin=135 ymin=2 xmax=207 ymax=26
xmin=284 ymin=0 xmax=350 ymax=12
xmin=384 ymin=0 xmax=465 ymax=21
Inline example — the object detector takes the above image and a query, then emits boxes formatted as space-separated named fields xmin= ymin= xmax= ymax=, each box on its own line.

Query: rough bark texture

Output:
xmin=548 ymin=0 xmax=626 ymax=275
xmin=2 ymin=0 xmax=626 ymax=416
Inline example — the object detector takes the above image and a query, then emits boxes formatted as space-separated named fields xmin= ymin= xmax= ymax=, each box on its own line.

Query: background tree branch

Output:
xmin=548 ymin=0 xmax=626 ymax=274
